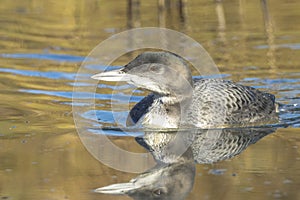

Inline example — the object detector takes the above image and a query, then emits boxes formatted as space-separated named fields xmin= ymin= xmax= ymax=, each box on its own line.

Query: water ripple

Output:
xmin=0 ymin=68 xmax=77 ymax=80
xmin=0 ymin=53 xmax=85 ymax=62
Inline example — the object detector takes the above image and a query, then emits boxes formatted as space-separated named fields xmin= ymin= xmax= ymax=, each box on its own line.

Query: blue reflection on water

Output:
xmin=0 ymin=68 xmax=77 ymax=80
xmin=0 ymin=53 xmax=85 ymax=62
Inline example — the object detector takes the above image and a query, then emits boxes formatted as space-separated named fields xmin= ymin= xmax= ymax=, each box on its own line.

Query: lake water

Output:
xmin=0 ymin=0 xmax=300 ymax=200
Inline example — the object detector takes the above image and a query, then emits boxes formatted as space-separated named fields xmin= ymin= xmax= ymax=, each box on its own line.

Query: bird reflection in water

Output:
xmin=94 ymin=127 xmax=276 ymax=200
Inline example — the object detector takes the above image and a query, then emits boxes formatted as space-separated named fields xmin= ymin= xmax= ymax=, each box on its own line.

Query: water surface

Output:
xmin=0 ymin=0 xmax=300 ymax=200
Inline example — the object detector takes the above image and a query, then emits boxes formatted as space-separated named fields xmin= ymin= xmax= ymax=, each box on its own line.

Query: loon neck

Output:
xmin=154 ymin=92 xmax=192 ymax=105
xmin=154 ymin=93 xmax=192 ymax=116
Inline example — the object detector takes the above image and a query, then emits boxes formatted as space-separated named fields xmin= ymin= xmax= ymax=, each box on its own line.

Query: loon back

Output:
xmin=187 ymin=79 xmax=277 ymax=128
xmin=127 ymin=79 xmax=277 ymax=128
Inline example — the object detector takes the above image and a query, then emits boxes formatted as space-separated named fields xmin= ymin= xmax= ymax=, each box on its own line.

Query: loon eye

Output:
xmin=149 ymin=64 xmax=162 ymax=74
xmin=152 ymin=188 xmax=165 ymax=196
xmin=153 ymin=189 xmax=161 ymax=196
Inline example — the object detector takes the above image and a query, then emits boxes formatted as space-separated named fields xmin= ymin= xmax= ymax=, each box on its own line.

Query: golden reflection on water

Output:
xmin=0 ymin=0 xmax=300 ymax=200
xmin=0 ymin=129 xmax=299 ymax=200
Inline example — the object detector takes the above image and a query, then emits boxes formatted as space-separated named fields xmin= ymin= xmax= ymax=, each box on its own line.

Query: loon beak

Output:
xmin=94 ymin=182 xmax=142 ymax=195
xmin=91 ymin=68 xmax=170 ymax=95
xmin=91 ymin=69 xmax=131 ymax=82
xmin=94 ymin=168 xmax=163 ymax=195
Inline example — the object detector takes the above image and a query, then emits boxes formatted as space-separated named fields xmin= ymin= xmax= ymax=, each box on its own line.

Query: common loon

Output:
xmin=92 ymin=51 xmax=278 ymax=128
xmin=94 ymin=160 xmax=195 ymax=200
xmin=94 ymin=127 xmax=276 ymax=199
xmin=94 ymin=131 xmax=196 ymax=200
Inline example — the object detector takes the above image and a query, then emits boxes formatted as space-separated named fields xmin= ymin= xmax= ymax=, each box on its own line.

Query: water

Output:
xmin=0 ymin=0 xmax=300 ymax=200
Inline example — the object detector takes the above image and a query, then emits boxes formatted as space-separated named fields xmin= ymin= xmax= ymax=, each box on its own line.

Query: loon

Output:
xmin=94 ymin=160 xmax=195 ymax=200
xmin=93 ymin=127 xmax=276 ymax=199
xmin=94 ymin=131 xmax=196 ymax=200
xmin=92 ymin=51 xmax=278 ymax=128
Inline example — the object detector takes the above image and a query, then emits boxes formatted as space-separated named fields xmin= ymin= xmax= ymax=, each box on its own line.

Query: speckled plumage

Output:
xmin=186 ymin=78 xmax=277 ymax=128
xmin=128 ymin=78 xmax=277 ymax=128
xmin=137 ymin=127 xmax=276 ymax=164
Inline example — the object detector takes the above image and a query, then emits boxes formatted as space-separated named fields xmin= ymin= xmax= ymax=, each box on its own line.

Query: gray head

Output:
xmin=92 ymin=51 xmax=193 ymax=100
xmin=94 ymin=161 xmax=195 ymax=200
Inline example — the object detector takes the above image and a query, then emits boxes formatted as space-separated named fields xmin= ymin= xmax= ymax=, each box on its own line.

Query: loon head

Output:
xmin=94 ymin=161 xmax=195 ymax=200
xmin=92 ymin=51 xmax=193 ymax=101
